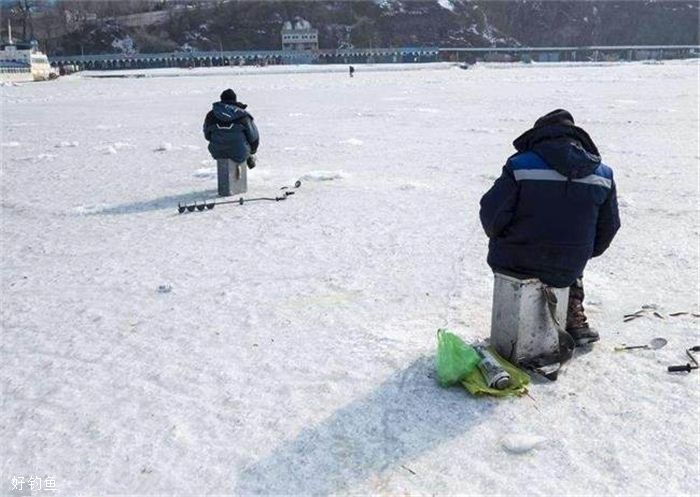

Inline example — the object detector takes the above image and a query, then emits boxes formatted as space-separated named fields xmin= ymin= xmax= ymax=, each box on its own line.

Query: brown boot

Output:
xmin=566 ymin=279 xmax=599 ymax=345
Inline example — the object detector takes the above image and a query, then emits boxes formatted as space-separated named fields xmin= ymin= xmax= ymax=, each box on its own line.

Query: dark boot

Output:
xmin=566 ymin=279 xmax=599 ymax=345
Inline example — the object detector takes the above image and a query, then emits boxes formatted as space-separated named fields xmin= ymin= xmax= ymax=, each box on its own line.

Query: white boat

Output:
xmin=0 ymin=22 xmax=54 ymax=82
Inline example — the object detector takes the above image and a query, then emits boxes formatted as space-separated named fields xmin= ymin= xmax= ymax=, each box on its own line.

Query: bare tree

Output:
xmin=9 ymin=0 xmax=36 ymax=40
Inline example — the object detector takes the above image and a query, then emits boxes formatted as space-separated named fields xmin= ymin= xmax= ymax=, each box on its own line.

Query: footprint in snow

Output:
xmin=55 ymin=141 xmax=79 ymax=148
xmin=500 ymin=434 xmax=548 ymax=454
xmin=301 ymin=170 xmax=347 ymax=181
xmin=194 ymin=167 xmax=216 ymax=179
xmin=154 ymin=142 xmax=173 ymax=152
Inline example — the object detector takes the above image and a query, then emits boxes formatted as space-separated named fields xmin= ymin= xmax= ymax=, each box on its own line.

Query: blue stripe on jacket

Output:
xmin=510 ymin=151 xmax=613 ymax=185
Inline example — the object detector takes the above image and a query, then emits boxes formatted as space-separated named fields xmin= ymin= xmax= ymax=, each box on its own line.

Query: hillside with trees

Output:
xmin=1 ymin=0 xmax=697 ymax=56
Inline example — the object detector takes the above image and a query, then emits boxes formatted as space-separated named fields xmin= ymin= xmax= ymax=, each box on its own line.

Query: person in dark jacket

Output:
xmin=203 ymin=89 xmax=259 ymax=167
xmin=480 ymin=109 xmax=620 ymax=345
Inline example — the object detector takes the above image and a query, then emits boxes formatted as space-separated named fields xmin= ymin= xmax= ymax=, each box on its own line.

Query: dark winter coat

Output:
xmin=203 ymin=101 xmax=259 ymax=163
xmin=479 ymin=123 xmax=621 ymax=288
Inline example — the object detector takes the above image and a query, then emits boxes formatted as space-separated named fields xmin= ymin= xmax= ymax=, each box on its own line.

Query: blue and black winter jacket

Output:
xmin=479 ymin=124 xmax=621 ymax=288
xmin=203 ymin=101 xmax=259 ymax=163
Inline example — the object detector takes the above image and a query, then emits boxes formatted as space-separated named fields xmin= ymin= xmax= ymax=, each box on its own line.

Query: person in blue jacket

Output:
xmin=480 ymin=109 xmax=620 ymax=345
xmin=203 ymin=89 xmax=259 ymax=168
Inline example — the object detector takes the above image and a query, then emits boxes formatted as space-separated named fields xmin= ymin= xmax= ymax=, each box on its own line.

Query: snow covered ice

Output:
xmin=1 ymin=61 xmax=699 ymax=495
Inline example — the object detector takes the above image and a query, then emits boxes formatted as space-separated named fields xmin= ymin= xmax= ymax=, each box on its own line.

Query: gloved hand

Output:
xmin=246 ymin=155 xmax=257 ymax=169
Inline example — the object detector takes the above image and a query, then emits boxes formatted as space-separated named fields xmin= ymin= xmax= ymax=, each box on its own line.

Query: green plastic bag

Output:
xmin=436 ymin=329 xmax=480 ymax=386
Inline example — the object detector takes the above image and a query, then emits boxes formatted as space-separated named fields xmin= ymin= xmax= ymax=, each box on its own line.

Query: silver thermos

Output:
xmin=476 ymin=346 xmax=511 ymax=390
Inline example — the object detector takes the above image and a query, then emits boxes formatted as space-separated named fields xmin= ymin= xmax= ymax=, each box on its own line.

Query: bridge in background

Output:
xmin=51 ymin=45 xmax=698 ymax=71
xmin=51 ymin=47 xmax=440 ymax=70
xmin=439 ymin=45 xmax=699 ymax=63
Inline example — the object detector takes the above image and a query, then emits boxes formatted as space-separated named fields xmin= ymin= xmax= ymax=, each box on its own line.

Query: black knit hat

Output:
xmin=220 ymin=89 xmax=237 ymax=103
xmin=534 ymin=109 xmax=575 ymax=128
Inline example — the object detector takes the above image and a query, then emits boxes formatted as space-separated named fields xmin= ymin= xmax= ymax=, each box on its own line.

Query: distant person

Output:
xmin=479 ymin=109 xmax=620 ymax=346
xmin=203 ymin=88 xmax=259 ymax=169
xmin=349 ymin=65 xmax=355 ymax=78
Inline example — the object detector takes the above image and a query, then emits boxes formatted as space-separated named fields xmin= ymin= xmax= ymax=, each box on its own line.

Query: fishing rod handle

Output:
xmin=668 ymin=364 xmax=692 ymax=373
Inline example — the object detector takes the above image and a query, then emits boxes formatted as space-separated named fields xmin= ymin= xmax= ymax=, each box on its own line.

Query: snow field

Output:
xmin=1 ymin=61 xmax=698 ymax=496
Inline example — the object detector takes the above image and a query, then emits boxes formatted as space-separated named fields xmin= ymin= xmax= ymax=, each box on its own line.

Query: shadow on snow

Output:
xmin=235 ymin=356 xmax=496 ymax=495
xmin=85 ymin=190 xmax=218 ymax=215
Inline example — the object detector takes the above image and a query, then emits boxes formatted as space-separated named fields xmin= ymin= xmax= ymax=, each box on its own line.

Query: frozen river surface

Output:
xmin=1 ymin=60 xmax=699 ymax=496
